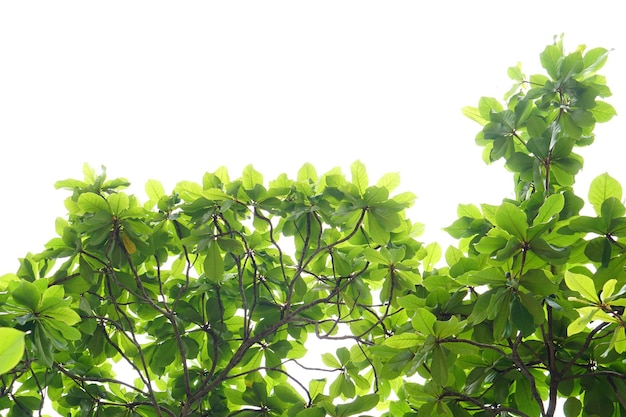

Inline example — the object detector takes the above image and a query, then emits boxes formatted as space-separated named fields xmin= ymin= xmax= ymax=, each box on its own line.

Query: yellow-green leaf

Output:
xmin=42 ymin=306 xmax=81 ymax=326
xmin=298 ymin=162 xmax=318 ymax=183
xmin=0 ymin=328 xmax=25 ymax=375
xmin=412 ymin=309 xmax=436 ymax=335
xmin=242 ymin=164 xmax=263 ymax=190
xmin=376 ymin=172 xmax=401 ymax=193
xmin=567 ymin=306 xmax=599 ymax=336
xmin=77 ymin=192 xmax=110 ymax=213
xmin=384 ymin=333 xmax=422 ymax=349
xmin=564 ymin=271 xmax=598 ymax=302
xmin=613 ymin=327 xmax=626 ymax=353
xmin=602 ymin=279 xmax=617 ymax=301
xmin=145 ymin=179 xmax=165 ymax=201
xmin=108 ymin=192 xmax=129 ymax=216
xmin=423 ymin=242 xmax=442 ymax=272
xmin=589 ymin=173 xmax=622 ymax=216
xmin=351 ymin=160 xmax=368 ymax=195
xmin=462 ymin=106 xmax=488 ymax=126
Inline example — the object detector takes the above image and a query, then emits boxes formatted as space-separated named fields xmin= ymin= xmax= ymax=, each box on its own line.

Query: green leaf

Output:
xmin=569 ymin=109 xmax=595 ymax=128
xmin=77 ymin=192 xmax=110 ymax=213
xmin=589 ymin=173 xmax=622 ymax=216
xmin=43 ymin=318 xmax=81 ymax=341
xmin=274 ymin=385 xmax=304 ymax=404
xmin=601 ymin=279 xmax=617 ymax=301
xmin=336 ymin=394 xmax=379 ymax=417
xmin=384 ymin=333 xmax=422 ymax=349
xmin=297 ymin=162 xmax=318 ymax=183
xmin=202 ymin=188 xmax=231 ymax=200
xmin=242 ymin=164 xmax=263 ymax=190
xmin=397 ymin=294 xmax=424 ymax=311
xmin=540 ymin=44 xmax=562 ymax=79
xmin=591 ymin=100 xmax=617 ymax=123
xmin=511 ymin=296 xmax=535 ymax=337
xmin=601 ymin=197 xmax=625 ymax=222
xmin=515 ymin=376 xmax=542 ymax=417
xmin=612 ymin=327 xmax=626 ymax=354
xmin=108 ymin=192 xmax=129 ymax=216
xmin=204 ymin=241 xmax=224 ymax=283
xmin=519 ymin=269 xmax=557 ymax=296
xmin=0 ymin=273 xmax=19 ymax=291
xmin=54 ymin=178 xmax=87 ymax=190
xmin=430 ymin=345 xmax=448 ymax=386
xmin=175 ymin=180 xmax=203 ymax=200
xmin=564 ymin=271 xmax=598 ymax=302
xmin=583 ymin=384 xmax=614 ymax=416
xmin=217 ymin=237 xmax=245 ymax=256
xmin=423 ymin=242 xmax=442 ymax=272
xmin=534 ymin=193 xmax=564 ymax=225
xmin=495 ymin=202 xmax=527 ymax=240
xmin=41 ymin=306 xmax=81 ymax=326
xmin=309 ymin=379 xmax=326 ymax=400
xmin=567 ymin=306 xmax=599 ymax=336
xmin=376 ymin=172 xmax=401 ymax=192
xmin=478 ymin=97 xmax=504 ymax=120
xmin=145 ymin=179 xmax=165 ymax=201
xmin=350 ymin=160 xmax=368 ymax=195
xmin=0 ymin=328 xmax=25 ymax=375
xmin=563 ymin=397 xmax=582 ymax=417
xmin=433 ymin=316 xmax=465 ymax=339
xmin=462 ymin=106 xmax=487 ymax=126
xmin=363 ymin=247 xmax=389 ymax=265
xmin=580 ymin=47 xmax=610 ymax=80
xmin=296 ymin=408 xmax=325 ymax=417
xmin=321 ymin=353 xmax=342 ymax=369
xmin=508 ymin=62 xmax=524 ymax=81
xmin=11 ymin=281 xmax=41 ymax=311
xmin=412 ymin=309 xmax=436 ymax=335
xmin=474 ymin=236 xmax=507 ymax=254
xmin=529 ymin=238 xmax=570 ymax=264
xmin=568 ymin=216 xmax=607 ymax=234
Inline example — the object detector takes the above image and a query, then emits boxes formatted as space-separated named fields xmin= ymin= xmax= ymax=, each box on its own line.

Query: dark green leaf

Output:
xmin=204 ymin=241 xmax=224 ymax=283
xmin=511 ymin=296 xmax=535 ymax=337
xmin=519 ymin=269 xmax=557 ymax=296
xmin=563 ymin=397 xmax=582 ymax=417
xmin=430 ymin=345 xmax=448 ymax=386
xmin=11 ymin=281 xmax=41 ymax=311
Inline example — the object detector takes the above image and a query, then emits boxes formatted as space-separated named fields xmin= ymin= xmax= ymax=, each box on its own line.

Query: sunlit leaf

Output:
xmin=589 ymin=173 xmax=622 ymax=216
xmin=564 ymin=271 xmax=598 ymax=302
xmin=77 ymin=192 xmax=110 ymax=213
xmin=412 ymin=309 xmax=436 ymax=335
xmin=423 ymin=242 xmax=442 ymax=272
xmin=108 ymin=193 xmax=129 ymax=216
xmin=384 ymin=333 xmax=421 ymax=349
xmin=351 ymin=160 xmax=369 ymax=195
xmin=0 ymin=328 xmax=25 ymax=375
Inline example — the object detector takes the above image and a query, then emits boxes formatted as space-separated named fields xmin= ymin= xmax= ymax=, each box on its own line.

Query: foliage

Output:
xmin=1 ymin=37 xmax=625 ymax=417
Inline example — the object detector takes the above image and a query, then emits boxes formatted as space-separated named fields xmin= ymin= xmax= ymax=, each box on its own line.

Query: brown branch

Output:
xmin=442 ymin=389 xmax=531 ymax=417
xmin=509 ymin=333 xmax=546 ymax=416
xmin=560 ymin=321 xmax=610 ymax=376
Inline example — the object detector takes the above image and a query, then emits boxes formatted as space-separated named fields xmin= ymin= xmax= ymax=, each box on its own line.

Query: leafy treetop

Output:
xmin=1 ymin=36 xmax=624 ymax=417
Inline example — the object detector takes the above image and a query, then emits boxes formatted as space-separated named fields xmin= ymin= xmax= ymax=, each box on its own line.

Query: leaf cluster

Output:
xmin=2 ymin=37 xmax=626 ymax=417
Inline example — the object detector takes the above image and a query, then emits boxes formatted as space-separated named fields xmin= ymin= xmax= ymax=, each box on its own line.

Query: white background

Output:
xmin=1 ymin=2 xmax=625 ymax=415
xmin=1 ymin=2 xmax=625 ymax=268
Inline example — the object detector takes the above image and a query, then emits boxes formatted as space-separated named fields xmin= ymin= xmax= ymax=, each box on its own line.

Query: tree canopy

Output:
xmin=1 ymin=37 xmax=624 ymax=417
